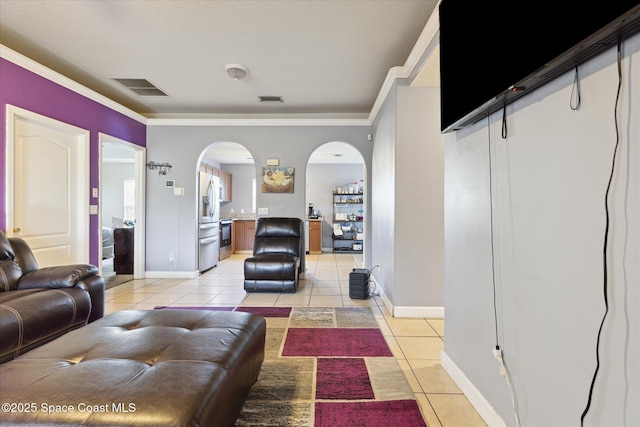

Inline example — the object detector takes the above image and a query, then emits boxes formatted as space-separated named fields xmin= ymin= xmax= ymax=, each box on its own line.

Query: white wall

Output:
xmin=396 ymin=86 xmax=444 ymax=309
xmin=371 ymin=82 xmax=445 ymax=314
xmin=102 ymin=161 xmax=135 ymax=226
xmin=443 ymin=34 xmax=639 ymax=426
xmin=145 ymin=125 xmax=372 ymax=273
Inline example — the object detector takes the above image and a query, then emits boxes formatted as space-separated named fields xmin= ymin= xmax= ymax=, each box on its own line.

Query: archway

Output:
xmin=306 ymin=141 xmax=366 ymax=257
xmin=197 ymin=141 xmax=256 ymax=270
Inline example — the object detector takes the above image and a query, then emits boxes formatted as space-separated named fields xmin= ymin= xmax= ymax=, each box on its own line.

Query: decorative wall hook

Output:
xmin=146 ymin=161 xmax=172 ymax=175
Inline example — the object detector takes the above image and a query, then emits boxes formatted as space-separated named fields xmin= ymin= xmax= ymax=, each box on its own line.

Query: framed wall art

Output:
xmin=261 ymin=167 xmax=294 ymax=193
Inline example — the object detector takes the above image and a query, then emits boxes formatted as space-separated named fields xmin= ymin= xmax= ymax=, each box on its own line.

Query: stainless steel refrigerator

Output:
xmin=198 ymin=172 xmax=220 ymax=272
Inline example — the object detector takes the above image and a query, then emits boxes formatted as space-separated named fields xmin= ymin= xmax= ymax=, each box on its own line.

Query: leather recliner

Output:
xmin=0 ymin=230 xmax=105 ymax=363
xmin=244 ymin=217 xmax=305 ymax=293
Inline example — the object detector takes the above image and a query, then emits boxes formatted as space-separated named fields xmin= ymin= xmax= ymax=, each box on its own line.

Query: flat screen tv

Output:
xmin=439 ymin=0 xmax=640 ymax=133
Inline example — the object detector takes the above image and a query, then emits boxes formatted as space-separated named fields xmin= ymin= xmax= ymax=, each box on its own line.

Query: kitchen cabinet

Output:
xmin=308 ymin=220 xmax=322 ymax=255
xmin=219 ymin=170 xmax=232 ymax=202
xmin=233 ymin=220 xmax=256 ymax=252
xmin=332 ymin=192 xmax=364 ymax=253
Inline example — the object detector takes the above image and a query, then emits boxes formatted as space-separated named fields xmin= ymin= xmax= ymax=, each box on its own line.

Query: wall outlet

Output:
xmin=173 ymin=187 xmax=184 ymax=196
xmin=258 ymin=207 xmax=268 ymax=215
xmin=89 ymin=204 xmax=98 ymax=215
xmin=230 ymin=208 xmax=234 ymax=213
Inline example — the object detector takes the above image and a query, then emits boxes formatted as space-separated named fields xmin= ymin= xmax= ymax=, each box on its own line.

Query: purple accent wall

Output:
xmin=0 ymin=57 xmax=146 ymax=266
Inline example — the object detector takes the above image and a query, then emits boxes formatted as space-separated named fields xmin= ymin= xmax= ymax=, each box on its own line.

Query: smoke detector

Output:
xmin=225 ymin=63 xmax=248 ymax=81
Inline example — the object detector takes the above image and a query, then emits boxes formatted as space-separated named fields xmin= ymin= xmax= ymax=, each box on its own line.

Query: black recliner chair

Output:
xmin=244 ymin=217 xmax=305 ymax=293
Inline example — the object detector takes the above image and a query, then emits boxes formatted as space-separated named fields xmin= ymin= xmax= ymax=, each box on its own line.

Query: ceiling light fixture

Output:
xmin=225 ymin=63 xmax=248 ymax=81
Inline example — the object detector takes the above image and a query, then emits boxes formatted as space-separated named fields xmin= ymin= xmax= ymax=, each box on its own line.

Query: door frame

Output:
xmin=5 ymin=104 xmax=90 ymax=263
xmin=99 ymin=133 xmax=146 ymax=279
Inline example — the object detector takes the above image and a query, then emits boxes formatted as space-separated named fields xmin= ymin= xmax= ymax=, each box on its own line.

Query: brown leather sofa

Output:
xmin=0 ymin=230 xmax=105 ymax=364
xmin=0 ymin=309 xmax=266 ymax=426
xmin=244 ymin=217 xmax=305 ymax=292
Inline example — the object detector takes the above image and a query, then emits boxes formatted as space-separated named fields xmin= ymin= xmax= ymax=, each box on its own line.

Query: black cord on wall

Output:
xmin=580 ymin=38 xmax=623 ymax=427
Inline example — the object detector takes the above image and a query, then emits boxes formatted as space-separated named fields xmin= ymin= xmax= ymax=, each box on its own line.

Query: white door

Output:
xmin=6 ymin=106 xmax=89 ymax=267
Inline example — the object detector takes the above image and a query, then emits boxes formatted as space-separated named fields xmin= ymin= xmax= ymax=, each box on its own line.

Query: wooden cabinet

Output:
xmin=233 ymin=220 xmax=256 ymax=252
xmin=219 ymin=170 xmax=232 ymax=202
xmin=308 ymin=220 xmax=322 ymax=255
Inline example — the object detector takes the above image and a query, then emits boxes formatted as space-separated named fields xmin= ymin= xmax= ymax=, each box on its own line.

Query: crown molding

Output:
xmin=367 ymin=1 xmax=440 ymax=124
xmin=146 ymin=116 xmax=371 ymax=127
xmin=1 ymin=44 xmax=147 ymax=124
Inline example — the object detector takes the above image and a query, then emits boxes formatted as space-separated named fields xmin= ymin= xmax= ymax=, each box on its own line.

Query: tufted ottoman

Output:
xmin=0 ymin=309 xmax=266 ymax=426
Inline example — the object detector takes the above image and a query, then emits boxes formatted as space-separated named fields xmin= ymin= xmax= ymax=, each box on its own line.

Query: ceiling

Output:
xmin=0 ymin=0 xmax=438 ymax=117
xmin=0 ymin=0 xmax=440 ymax=163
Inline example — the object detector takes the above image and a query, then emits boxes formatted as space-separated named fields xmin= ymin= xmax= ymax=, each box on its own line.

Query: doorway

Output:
xmin=99 ymin=133 xmax=146 ymax=287
xmin=306 ymin=142 xmax=366 ymax=256
xmin=198 ymin=142 xmax=255 ymax=264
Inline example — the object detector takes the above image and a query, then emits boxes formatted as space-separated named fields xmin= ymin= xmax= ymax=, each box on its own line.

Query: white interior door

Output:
xmin=6 ymin=106 xmax=89 ymax=267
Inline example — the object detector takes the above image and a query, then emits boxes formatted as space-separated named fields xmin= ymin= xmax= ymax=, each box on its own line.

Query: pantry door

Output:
xmin=6 ymin=105 xmax=89 ymax=266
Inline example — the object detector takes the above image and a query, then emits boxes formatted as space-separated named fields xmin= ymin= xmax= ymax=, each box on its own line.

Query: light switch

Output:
xmin=92 ymin=188 xmax=99 ymax=198
xmin=174 ymin=187 xmax=184 ymax=196
xmin=90 ymin=205 xmax=98 ymax=215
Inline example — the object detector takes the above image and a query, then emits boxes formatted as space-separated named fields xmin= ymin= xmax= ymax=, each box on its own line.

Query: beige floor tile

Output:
xmin=396 ymin=336 xmax=443 ymax=360
xmin=172 ymin=294 xmax=215 ymax=305
xmin=309 ymin=295 xmax=343 ymax=307
xmin=241 ymin=293 xmax=280 ymax=306
xmin=416 ymin=393 xmax=443 ymax=427
xmin=427 ymin=318 xmax=445 ymax=337
xmin=408 ymin=359 xmax=461 ymax=394
xmin=397 ymin=358 xmax=423 ymax=393
xmin=311 ymin=287 xmax=342 ymax=296
xmin=275 ymin=294 xmax=310 ymax=306
xmin=108 ymin=293 xmax=153 ymax=304
xmin=207 ymin=293 xmax=247 ymax=305
xmin=386 ymin=317 xmax=439 ymax=337
xmin=427 ymin=393 xmax=488 ymax=427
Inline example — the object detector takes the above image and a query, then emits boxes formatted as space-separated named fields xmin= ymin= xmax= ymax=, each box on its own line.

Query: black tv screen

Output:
xmin=439 ymin=0 xmax=640 ymax=133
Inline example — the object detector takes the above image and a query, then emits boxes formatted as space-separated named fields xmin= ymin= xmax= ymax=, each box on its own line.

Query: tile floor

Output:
xmin=104 ymin=253 xmax=487 ymax=427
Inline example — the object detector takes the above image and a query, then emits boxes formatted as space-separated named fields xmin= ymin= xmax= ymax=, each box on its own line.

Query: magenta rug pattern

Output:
xmin=316 ymin=358 xmax=374 ymax=400
xmin=282 ymin=327 xmax=393 ymax=357
xmin=315 ymin=400 xmax=427 ymax=426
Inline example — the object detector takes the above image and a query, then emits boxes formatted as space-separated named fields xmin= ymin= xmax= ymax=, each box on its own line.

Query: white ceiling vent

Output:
xmin=259 ymin=96 xmax=284 ymax=103
xmin=112 ymin=78 xmax=168 ymax=97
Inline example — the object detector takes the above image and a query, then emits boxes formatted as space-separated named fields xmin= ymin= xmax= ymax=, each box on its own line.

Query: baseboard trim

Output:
xmin=441 ymin=351 xmax=507 ymax=427
xmin=370 ymin=275 xmax=444 ymax=318
xmin=145 ymin=270 xmax=199 ymax=279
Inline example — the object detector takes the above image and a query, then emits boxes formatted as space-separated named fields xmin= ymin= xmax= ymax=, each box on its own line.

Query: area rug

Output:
xmin=155 ymin=306 xmax=427 ymax=426
xmin=247 ymin=306 xmax=427 ymax=426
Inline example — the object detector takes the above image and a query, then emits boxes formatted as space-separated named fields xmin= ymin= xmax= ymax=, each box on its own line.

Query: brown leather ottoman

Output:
xmin=0 ymin=309 xmax=266 ymax=426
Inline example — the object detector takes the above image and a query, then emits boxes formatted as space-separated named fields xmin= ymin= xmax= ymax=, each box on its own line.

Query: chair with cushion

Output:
xmin=244 ymin=217 xmax=305 ymax=293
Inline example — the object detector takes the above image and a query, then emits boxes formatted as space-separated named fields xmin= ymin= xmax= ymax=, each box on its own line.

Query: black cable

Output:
xmin=571 ymin=65 xmax=582 ymax=110
xmin=488 ymin=116 xmax=500 ymax=348
xmin=580 ymin=38 xmax=622 ymax=427
xmin=501 ymin=104 xmax=508 ymax=139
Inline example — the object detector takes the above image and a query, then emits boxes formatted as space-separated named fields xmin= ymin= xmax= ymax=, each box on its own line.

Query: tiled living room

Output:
xmin=104 ymin=253 xmax=486 ymax=426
